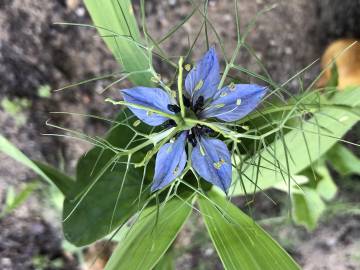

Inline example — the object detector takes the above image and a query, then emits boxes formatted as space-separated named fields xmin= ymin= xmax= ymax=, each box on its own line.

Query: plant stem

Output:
xmin=177 ymin=57 xmax=186 ymax=118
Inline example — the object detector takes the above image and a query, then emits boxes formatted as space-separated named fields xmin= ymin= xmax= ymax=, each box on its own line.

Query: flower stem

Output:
xmin=177 ymin=56 xmax=186 ymax=118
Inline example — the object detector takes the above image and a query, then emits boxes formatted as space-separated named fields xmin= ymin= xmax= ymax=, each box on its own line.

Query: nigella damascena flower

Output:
xmin=120 ymin=48 xmax=267 ymax=193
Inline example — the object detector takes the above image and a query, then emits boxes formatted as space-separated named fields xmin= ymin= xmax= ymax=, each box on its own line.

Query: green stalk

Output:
xmin=177 ymin=57 xmax=186 ymax=118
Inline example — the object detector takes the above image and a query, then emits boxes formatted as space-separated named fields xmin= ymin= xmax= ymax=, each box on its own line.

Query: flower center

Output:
xmin=165 ymin=95 xmax=214 ymax=146
xmin=187 ymin=125 xmax=213 ymax=147
xmin=167 ymin=95 xmax=205 ymax=115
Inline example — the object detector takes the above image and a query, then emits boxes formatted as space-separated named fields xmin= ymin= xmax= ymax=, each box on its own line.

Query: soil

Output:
xmin=0 ymin=0 xmax=360 ymax=269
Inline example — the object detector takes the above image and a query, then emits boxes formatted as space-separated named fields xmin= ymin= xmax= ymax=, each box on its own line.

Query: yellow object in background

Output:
xmin=320 ymin=39 xmax=360 ymax=90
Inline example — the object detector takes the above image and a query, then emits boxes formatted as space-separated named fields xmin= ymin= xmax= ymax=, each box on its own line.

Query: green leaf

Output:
xmin=0 ymin=182 xmax=38 ymax=219
xmin=37 ymin=85 xmax=51 ymax=98
xmin=4 ymin=186 xmax=16 ymax=207
xmin=326 ymin=143 xmax=360 ymax=175
xmin=275 ymin=163 xmax=336 ymax=229
xmin=315 ymin=165 xmax=337 ymax=201
xmin=0 ymin=134 xmax=50 ymax=181
xmin=273 ymin=163 xmax=336 ymax=230
xmin=291 ymin=187 xmax=326 ymax=231
xmin=198 ymin=190 xmax=300 ymax=270
xmin=231 ymin=87 xmax=360 ymax=196
xmin=0 ymin=134 xmax=73 ymax=196
xmin=105 ymin=195 xmax=194 ymax=270
xmin=83 ymin=0 xmax=153 ymax=86
xmin=154 ymin=250 xmax=175 ymax=270
xmin=63 ymin=110 xmax=153 ymax=246
xmin=63 ymin=148 xmax=150 ymax=246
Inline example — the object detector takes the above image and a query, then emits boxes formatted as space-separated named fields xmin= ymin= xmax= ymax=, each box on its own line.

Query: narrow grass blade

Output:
xmin=0 ymin=182 xmax=38 ymax=219
xmin=199 ymin=190 xmax=300 ymax=270
xmin=34 ymin=161 xmax=74 ymax=197
xmin=326 ymin=143 xmax=360 ymax=175
xmin=0 ymin=134 xmax=73 ymax=196
xmin=105 ymin=194 xmax=194 ymax=270
xmin=83 ymin=0 xmax=153 ymax=86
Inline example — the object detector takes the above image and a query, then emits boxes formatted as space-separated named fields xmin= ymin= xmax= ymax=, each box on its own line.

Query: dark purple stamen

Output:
xmin=163 ymin=119 xmax=177 ymax=128
xmin=187 ymin=132 xmax=197 ymax=147
xmin=183 ymin=95 xmax=191 ymax=108
xmin=167 ymin=104 xmax=181 ymax=113
xmin=187 ymin=125 xmax=214 ymax=147
xmin=194 ymin=96 xmax=204 ymax=112
xmin=201 ymin=126 xmax=214 ymax=135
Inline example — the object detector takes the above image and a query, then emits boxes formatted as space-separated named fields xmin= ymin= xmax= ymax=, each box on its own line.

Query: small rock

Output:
xmin=75 ymin=7 xmax=85 ymax=17
xmin=284 ymin=46 xmax=293 ymax=55
xmin=1 ymin=258 xmax=12 ymax=270
xmin=204 ymin=247 xmax=214 ymax=256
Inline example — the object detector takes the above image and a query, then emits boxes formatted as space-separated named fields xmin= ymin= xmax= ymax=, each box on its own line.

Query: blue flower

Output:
xmin=120 ymin=48 xmax=267 ymax=193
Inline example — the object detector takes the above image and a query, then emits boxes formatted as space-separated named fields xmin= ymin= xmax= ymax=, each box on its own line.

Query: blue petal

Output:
xmin=151 ymin=132 xmax=187 ymax=191
xmin=121 ymin=87 xmax=174 ymax=126
xmin=184 ymin=47 xmax=220 ymax=105
xmin=191 ymin=136 xmax=231 ymax=193
xmin=200 ymin=84 xmax=267 ymax=122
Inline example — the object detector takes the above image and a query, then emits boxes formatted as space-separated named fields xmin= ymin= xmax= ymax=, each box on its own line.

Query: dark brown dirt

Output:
xmin=1 ymin=0 xmax=360 ymax=269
